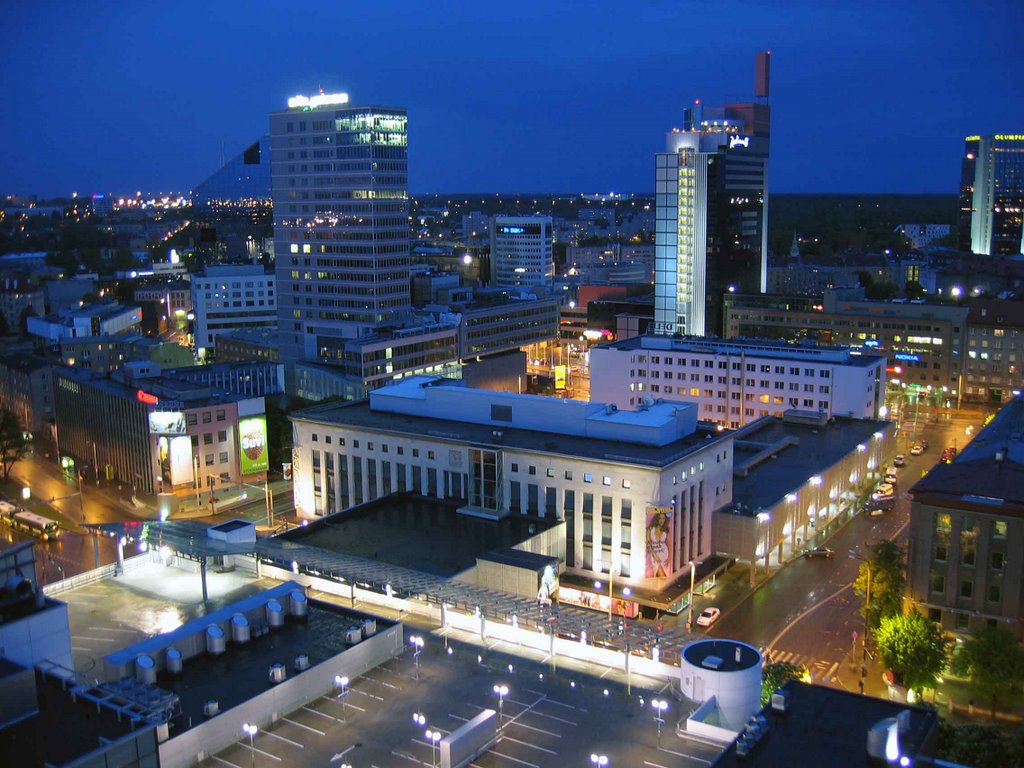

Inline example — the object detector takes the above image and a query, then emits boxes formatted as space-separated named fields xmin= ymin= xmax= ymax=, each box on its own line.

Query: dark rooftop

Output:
xmin=281 ymin=494 xmax=554 ymax=577
xmin=683 ymin=639 xmax=760 ymax=672
xmin=711 ymin=680 xmax=939 ymax=768
xmin=911 ymin=395 xmax=1024 ymax=512
xmin=155 ymin=600 xmax=388 ymax=735
xmin=730 ymin=417 xmax=894 ymax=513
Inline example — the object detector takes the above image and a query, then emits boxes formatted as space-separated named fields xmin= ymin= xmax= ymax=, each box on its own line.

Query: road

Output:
xmin=707 ymin=406 xmax=990 ymax=693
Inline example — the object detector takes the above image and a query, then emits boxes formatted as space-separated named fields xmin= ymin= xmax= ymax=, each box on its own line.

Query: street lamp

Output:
xmin=410 ymin=635 xmax=424 ymax=679
xmin=425 ymin=728 xmax=441 ymax=768
xmin=242 ymin=722 xmax=257 ymax=768
xmin=334 ymin=674 xmax=349 ymax=721
xmin=849 ymin=550 xmax=873 ymax=694
xmin=493 ymin=684 xmax=509 ymax=727
xmin=652 ymin=698 xmax=668 ymax=745
xmin=590 ymin=754 xmax=609 ymax=766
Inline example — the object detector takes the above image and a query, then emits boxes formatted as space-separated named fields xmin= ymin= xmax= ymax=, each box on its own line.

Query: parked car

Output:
xmin=920 ymin=440 xmax=929 ymax=450
xmin=872 ymin=483 xmax=895 ymax=500
xmin=910 ymin=444 xmax=924 ymax=456
xmin=893 ymin=454 xmax=906 ymax=467
xmin=941 ymin=446 xmax=958 ymax=464
xmin=804 ymin=546 xmax=834 ymax=559
xmin=696 ymin=607 xmax=721 ymax=627
xmin=884 ymin=471 xmax=898 ymax=484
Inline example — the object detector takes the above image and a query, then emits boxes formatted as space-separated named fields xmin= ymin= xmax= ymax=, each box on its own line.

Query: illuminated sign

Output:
xmin=136 ymin=389 xmax=159 ymax=405
xmin=287 ymin=93 xmax=349 ymax=109
xmin=554 ymin=365 xmax=567 ymax=391
xmin=148 ymin=411 xmax=186 ymax=435
xmin=645 ymin=506 xmax=674 ymax=578
xmin=500 ymin=226 xmax=525 ymax=234
xmin=964 ymin=135 xmax=981 ymax=142
xmin=995 ymin=134 xmax=1024 ymax=141
xmin=894 ymin=353 xmax=920 ymax=362
xmin=729 ymin=135 xmax=750 ymax=149
xmin=169 ymin=436 xmax=194 ymax=486
xmin=864 ymin=340 xmax=880 ymax=347
xmin=558 ymin=586 xmax=639 ymax=619
xmin=239 ymin=416 xmax=269 ymax=474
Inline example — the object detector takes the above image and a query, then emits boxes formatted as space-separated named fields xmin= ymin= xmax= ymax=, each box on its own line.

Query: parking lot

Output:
xmin=197 ymin=630 xmax=725 ymax=768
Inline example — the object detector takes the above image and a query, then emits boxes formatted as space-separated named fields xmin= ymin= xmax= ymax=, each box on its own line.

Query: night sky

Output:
xmin=3 ymin=1 xmax=1023 ymax=198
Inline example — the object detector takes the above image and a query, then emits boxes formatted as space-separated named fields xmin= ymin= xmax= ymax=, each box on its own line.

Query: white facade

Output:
xmin=290 ymin=376 xmax=733 ymax=590
xmin=191 ymin=265 xmax=276 ymax=354
xmin=893 ymin=223 xmax=951 ymax=250
xmin=590 ymin=336 xmax=886 ymax=428
xmin=27 ymin=303 xmax=142 ymax=343
xmin=490 ymin=216 xmax=554 ymax=288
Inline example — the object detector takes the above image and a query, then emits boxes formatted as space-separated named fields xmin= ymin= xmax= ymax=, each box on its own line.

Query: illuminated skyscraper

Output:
xmin=958 ymin=134 xmax=1024 ymax=256
xmin=653 ymin=52 xmax=771 ymax=337
xmin=270 ymin=93 xmax=411 ymax=370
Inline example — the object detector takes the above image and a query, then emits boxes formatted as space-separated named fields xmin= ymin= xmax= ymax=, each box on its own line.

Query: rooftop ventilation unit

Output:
xmin=269 ymin=663 xmax=286 ymax=685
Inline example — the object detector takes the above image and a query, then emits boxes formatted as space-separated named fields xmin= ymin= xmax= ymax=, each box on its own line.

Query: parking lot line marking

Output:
xmin=282 ymin=717 xmax=325 ymax=736
xmin=363 ymin=674 xmax=400 ymax=690
xmin=526 ymin=692 xmax=580 ymax=710
xmin=73 ymin=635 xmax=115 ymax=642
xmin=644 ymin=761 xmax=670 ymax=768
xmin=450 ymin=713 xmax=469 ymax=721
xmin=504 ymin=720 xmax=560 ymax=738
xmin=211 ymin=755 xmax=243 ymax=768
xmin=390 ymin=748 xmax=429 ymax=765
xmin=500 ymin=735 xmax=556 ymax=755
xmin=239 ymin=742 xmax=282 ymax=762
xmin=519 ymin=708 xmax=577 ymax=726
xmin=319 ymin=696 xmax=366 ymax=713
xmin=264 ymin=730 xmax=303 ymax=748
xmin=659 ymin=746 xmax=712 ymax=764
xmin=489 ymin=748 xmax=540 ymax=768
xmin=351 ymin=688 xmax=385 ymax=701
xmin=71 ymin=646 xmax=91 ymax=652
xmin=302 ymin=705 xmax=342 ymax=722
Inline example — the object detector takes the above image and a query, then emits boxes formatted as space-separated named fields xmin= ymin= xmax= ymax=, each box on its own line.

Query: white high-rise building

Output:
xmin=490 ymin=215 xmax=554 ymax=288
xmin=270 ymin=93 xmax=411 ymax=370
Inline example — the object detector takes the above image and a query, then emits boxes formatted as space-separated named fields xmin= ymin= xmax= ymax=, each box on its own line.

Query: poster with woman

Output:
xmin=645 ymin=506 xmax=673 ymax=577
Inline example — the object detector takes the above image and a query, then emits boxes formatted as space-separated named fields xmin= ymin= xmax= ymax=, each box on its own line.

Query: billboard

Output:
xmin=239 ymin=416 xmax=269 ymax=474
xmin=553 ymin=365 xmax=567 ymax=391
xmin=645 ymin=506 xmax=674 ymax=578
xmin=149 ymin=411 xmax=186 ymax=435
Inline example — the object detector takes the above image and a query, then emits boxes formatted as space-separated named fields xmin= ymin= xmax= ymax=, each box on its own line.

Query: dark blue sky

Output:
xmin=3 ymin=1 xmax=1022 ymax=198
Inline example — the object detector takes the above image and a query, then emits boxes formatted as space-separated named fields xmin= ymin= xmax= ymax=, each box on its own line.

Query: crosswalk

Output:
xmin=767 ymin=650 xmax=841 ymax=683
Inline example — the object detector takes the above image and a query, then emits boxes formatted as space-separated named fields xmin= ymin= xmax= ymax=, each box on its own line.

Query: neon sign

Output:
xmin=894 ymin=353 xmax=920 ymax=362
xmin=729 ymin=135 xmax=750 ymax=149
xmin=287 ymin=93 xmax=349 ymax=109
xmin=136 ymin=389 xmax=159 ymax=405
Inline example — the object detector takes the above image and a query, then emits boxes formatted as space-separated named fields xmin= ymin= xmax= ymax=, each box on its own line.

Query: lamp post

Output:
xmin=652 ymin=698 xmax=668 ymax=745
xmin=590 ymin=754 xmax=609 ymax=766
xmin=425 ymin=728 xmax=441 ymax=768
xmin=242 ymin=723 xmax=257 ymax=768
xmin=493 ymin=684 xmax=508 ymax=727
xmin=686 ymin=560 xmax=697 ymax=631
xmin=849 ymin=550 xmax=873 ymax=694
xmin=410 ymin=635 xmax=424 ymax=679
xmin=334 ymin=674 xmax=349 ymax=721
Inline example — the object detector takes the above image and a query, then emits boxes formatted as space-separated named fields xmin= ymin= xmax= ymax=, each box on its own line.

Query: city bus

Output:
xmin=8 ymin=511 xmax=61 ymax=541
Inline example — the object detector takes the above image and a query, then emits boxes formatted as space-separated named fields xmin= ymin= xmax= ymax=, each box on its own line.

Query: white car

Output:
xmin=696 ymin=607 xmax=721 ymax=627
xmin=884 ymin=472 xmax=898 ymax=485
xmin=893 ymin=454 xmax=906 ymax=467
xmin=910 ymin=444 xmax=924 ymax=456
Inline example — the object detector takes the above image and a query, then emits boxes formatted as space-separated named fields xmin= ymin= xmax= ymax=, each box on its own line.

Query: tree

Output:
xmin=934 ymin=721 xmax=1024 ymax=768
xmin=760 ymin=661 xmax=806 ymax=706
xmin=904 ymin=280 xmax=926 ymax=300
xmin=853 ymin=540 xmax=906 ymax=629
xmin=0 ymin=409 xmax=29 ymax=481
xmin=875 ymin=612 xmax=947 ymax=696
xmin=864 ymin=280 xmax=901 ymax=300
xmin=951 ymin=624 xmax=1024 ymax=716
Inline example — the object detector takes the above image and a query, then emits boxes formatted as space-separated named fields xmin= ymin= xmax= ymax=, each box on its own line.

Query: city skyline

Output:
xmin=2 ymin=1 xmax=1023 ymax=198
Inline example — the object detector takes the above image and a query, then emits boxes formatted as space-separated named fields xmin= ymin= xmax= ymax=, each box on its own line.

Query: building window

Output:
xmin=955 ymin=612 xmax=970 ymax=630
xmin=993 ymin=520 xmax=1007 ymax=539
xmin=511 ymin=463 xmax=519 ymax=472
xmin=988 ymin=583 xmax=1002 ymax=603
xmin=991 ymin=551 xmax=1004 ymax=570
xmin=622 ymin=479 xmax=631 ymax=489
xmin=219 ymin=452 xmax=228 ymax=464
xmin=216 ymin=409 xmax=226 ymax=421
xmin=602 ymin=476 xmax=611 ymax=486
xmin=528 ymin=465 xmax=536 ymax=476
xmin=205 ymin=454 xmax=214 ymax=466
xmin=584 ymin=473 xmax=593 ymax=483
xmin=218 ymin=430 xmax=227 ymax=442
xmin=930 ymin=572 xmax=944 ymax=593
xmin=546 ymin=468 xmax=555 ymax=478
xmin=960 ymin=580 xmax=973 ymax=599
xmin=203 ymin=433 xmax=213 ymax=445
xmin=187 ymin=414 xmax=197 ymax=426
xmin=565 ymin=470 xmax=573 ymax=481
xmin=202 ymin=412 xmax=212 ymax=424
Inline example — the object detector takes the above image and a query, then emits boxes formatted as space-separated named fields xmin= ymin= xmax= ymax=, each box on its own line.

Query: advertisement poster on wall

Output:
xmin=239 ymin=415 xmax=269 ymax=474
xmin=558 ymin=585 xmax=639 ymax=619
xmin=645 ymin=506 xmax=673 ymax=578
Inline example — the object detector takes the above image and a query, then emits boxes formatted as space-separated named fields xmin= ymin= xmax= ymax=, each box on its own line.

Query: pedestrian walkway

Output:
xmin=767 ymin=649 xmax=841 ymax=684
